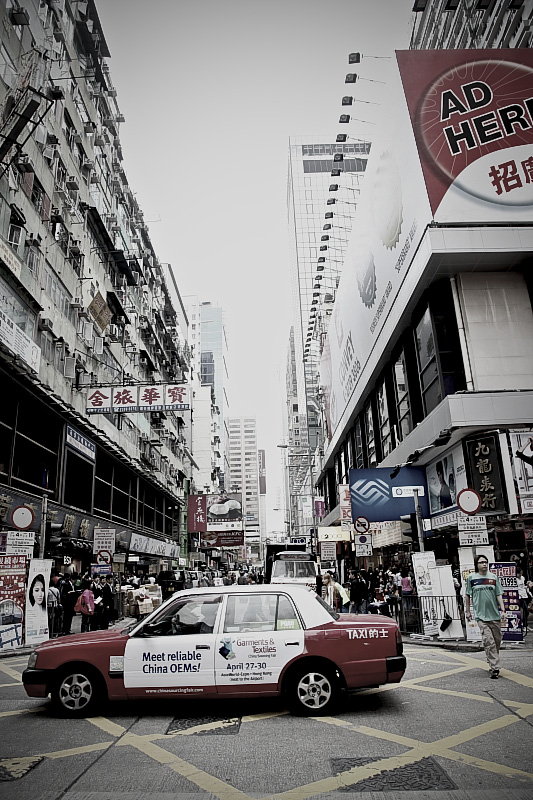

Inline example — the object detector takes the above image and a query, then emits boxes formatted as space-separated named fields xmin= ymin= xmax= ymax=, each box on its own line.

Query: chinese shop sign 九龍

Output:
xmin=465 ymin=435 xmax=506 ymax=514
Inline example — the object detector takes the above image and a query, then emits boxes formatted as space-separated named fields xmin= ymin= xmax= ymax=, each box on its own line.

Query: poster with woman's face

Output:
xmin=426 ymin=445 xmax=467 ymax=516
xmin=25 ymin=559 xmax=52 ymax=646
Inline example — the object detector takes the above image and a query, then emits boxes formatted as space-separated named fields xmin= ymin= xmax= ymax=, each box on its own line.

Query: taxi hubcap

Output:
xmin=59 ymin=673 xmax=93 ymax=710
xmin=297 ymin=671 xmax=332 ymax=708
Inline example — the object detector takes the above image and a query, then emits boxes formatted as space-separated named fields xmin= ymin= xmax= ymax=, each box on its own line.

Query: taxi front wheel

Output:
xmin=52 ymin=665 xmax=104 ymax=717
xmin=288 ymin=664 xmax=340 ymax=716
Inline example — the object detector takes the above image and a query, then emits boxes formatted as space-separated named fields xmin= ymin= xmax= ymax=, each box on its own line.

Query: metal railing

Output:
xmin=367 ymin=594 xmax=463 ymax=637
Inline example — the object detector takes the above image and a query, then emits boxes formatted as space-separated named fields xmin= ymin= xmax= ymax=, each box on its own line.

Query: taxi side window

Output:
xmin=223 ymin=594 xmax=301 ymax=633
xmin=144 ymin=596 xmax=221 ymax=636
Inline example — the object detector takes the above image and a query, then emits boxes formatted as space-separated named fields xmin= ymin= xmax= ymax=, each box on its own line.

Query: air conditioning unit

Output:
xmin=108 ymin=324 xmax=119 ymax=341
xmin=140 ymin=356 xmax=148 ymax=365
xmin=39 ymin=317 xmax=54 ymax=332
xmin=66 ymin=175 xmax=79 ymax=190
xmin=64 ymin=357 xmax=76 ymax=379
xmin=90 ymin=174 xmax=100 ymax=184
xmin=43 ymin=145 xmax=57 ymax=160
xmin=82 ymin=321 xmax=94 ymax=341
xmin=111 ymin=223 xmax=121 ymax=233
xmin=130 ymin=271 xmax=139 ymax=285
xmin=78 ymin=372 xmax=91 ymax=387
xmin=107 ymin=214 xmax=117 ymax=223
xmin=93 ymin=336 xmax=104 ymax=355
xmin=70 ymin=297 xmax=83 ymax=309
xmin=82 ymin=158 xmax=94 ymax=170
xmin=69 ymin=239 xmax=82 ymax=255
xmin=115 ymin=315 xmax=125 ymax=325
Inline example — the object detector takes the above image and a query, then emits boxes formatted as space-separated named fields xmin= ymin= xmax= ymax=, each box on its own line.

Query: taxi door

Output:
xmin=215 ymin=592 xmax=304 ymax=695
xmin=123 ymin=594 xmax=222 ymax=699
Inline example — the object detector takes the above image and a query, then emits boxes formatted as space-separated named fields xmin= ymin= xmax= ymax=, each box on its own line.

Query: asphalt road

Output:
xmin=1 ymin=641 xmax=532 ymax=800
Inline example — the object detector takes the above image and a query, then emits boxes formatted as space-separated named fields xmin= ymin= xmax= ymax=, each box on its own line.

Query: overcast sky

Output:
xmin=96 ymin=0 xmax=415 ymax=530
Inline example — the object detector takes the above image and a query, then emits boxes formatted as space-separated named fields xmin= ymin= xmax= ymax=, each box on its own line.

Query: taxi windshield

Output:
xmin=272 ymin=561 xmax=316 ymax=579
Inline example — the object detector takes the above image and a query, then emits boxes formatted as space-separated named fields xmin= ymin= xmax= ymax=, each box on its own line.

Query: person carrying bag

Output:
xmin=74 ymin=580 xmax=95 ymax=633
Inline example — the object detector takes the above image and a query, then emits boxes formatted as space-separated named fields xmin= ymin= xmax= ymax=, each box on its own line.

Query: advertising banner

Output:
xmin=200 ymin=531 xmax=244 ymax=548
xmin=0 ymin=307 xmax=41 ymax=373
xmin=349 ymin=466 xmax=429 ymax=524
xmin=428 ymin=564 xmax=464 ymax=641
xmin=459 ymin=545 xmax=495 ymax=642
xmin=258 ymin=450 xmax=267 ymax=495
xmin=509 ymin=429 xmax=533 ymax=514
xmin=188 ymin=495 xmax=207 ymax=533
xmin=319 ymin=58 xmax=433 ymax=440
xmin=396 ymin=49 xmax=533 ymax=224
xmin=129 ymin=533 xmax=180 ymax=559
xmin=317 ymin=528 xmax=350 ymax=542
xmin=314 ymin=497 xmax=326 ymax=519
xmin=338 ymin=484 xmax=352 ymax=528
xmin=412 ymin=552 xmax=439 ymax=636
xmin=0 ymin=554 xmax=26 ymax=651
xmin=490 ymin=562 xmax=522 ymax=643
xmin=25 ymin=558 xmax=52 ymax=646
xmin=426 ymin=445 xmax=468 ymax=517
xmin=86 ymin=383 xmax=190 ymax=414
xmin=206 ymin=493 xmax=243 ymax=532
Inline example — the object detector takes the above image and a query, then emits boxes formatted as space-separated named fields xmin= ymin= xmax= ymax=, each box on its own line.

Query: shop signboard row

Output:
xmin=86 ymin=383 xmax=190 ymax=415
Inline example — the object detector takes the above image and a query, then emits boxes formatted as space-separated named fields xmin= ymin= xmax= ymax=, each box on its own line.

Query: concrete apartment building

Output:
xmin=0 ymin=0 xmax=195 ymax=572
xmin=227 ymin=417 xmax=261 ymax=561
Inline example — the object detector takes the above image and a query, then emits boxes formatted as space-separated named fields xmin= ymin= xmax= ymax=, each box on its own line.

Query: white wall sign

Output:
xmin=320 ymin=541 xmax=337 ymax=561
xmin=458 ymin=531 xmax=489 ymax=546
xmin=6 ymin=530 xmax=35 ymax=556
xmin=355 ymin=544 xmax=372 ymax=557
xmin=318 ymin=528 xmax=350 ymax=542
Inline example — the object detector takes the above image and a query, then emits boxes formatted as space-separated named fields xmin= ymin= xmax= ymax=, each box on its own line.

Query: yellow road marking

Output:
xmin=86 ymin=716 xmax=127 ymax=736
xmin=0 ymin=707 xmax=40 ymax=718
xmin=0 ymin=663 xmax=23 ymax=682
xmin=406 ymin=656 xmax=461 ymax=665
xmin=0 ymin=682 xmax=23 ymax=688
xmin=503 ymin=700 xmax=533 ymax=719
xmin=403 ymin=684 xmax=495 ymax=703
xmin=118 ymin=733 xmax=252 ymax=800
xmin=41 ymin=742 xmax=114 ymax=759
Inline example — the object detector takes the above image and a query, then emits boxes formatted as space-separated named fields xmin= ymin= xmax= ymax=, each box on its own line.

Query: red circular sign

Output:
xmin=457 ymin=488 xmax=482 ymax=516
xmin=11 ymin=505 xmax=35 ymax=530
xmin=354 ymin=516 xmax=370 ymax=534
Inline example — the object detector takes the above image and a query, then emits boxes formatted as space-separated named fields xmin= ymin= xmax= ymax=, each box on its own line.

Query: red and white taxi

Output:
xmin=23 ymin=584 xmax=406 ymax=717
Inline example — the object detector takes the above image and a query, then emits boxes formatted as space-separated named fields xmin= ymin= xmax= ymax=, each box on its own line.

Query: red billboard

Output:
xmin=396 ymin=49 xmax=533 ymax=219
xmin=187 ymin=495 xmax=207 ymax=533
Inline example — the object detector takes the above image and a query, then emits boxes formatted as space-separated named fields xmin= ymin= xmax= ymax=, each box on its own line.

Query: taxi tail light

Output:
xmin=396 ymin=627 xmax=403 ymax=656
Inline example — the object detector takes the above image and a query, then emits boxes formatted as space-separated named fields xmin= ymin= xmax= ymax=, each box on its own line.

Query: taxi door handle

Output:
xmin=196 ymin=644 xmax=210 ymax=650
xmin=285 ymin=641 xmax=299 ymax=646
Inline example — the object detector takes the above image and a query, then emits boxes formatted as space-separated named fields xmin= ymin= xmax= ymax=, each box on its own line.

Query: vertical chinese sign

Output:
xmin=465 ymin=435 xmax=506 ymax=514
xmin=188 ymin=495 xmax=207 ymax=533
xmin=0 ymin=555 xmax=26 ymax=651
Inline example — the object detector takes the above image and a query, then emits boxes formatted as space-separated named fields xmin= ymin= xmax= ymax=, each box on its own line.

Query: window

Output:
xmin=0 ymin=44 xmax=17 ymax=88
xmin=7 ymin=224 xmax=22 ymax=251
xmin=144 ymin=595 xmax=222 ymax=637
xmin=393 ymin=351 xmax=412 ymax=442
xmin=30 ymin=179 xmax=45 ymax=214
xmin=223 ymin=594 xmax=299 ymax=633
xmin=415 ymin=308 xmax=441 ymax=416
xmin=377 ymin=380 xmax=392 ymax=458
xmin=24 ymin=244 xmax=41 ymax=275
xmin=364 ymin=403 xmax=376 ymax=467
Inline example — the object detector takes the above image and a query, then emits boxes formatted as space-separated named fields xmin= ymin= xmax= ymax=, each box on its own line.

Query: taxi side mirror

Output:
xmin=139 ymin=620 xmax=167 ymax=637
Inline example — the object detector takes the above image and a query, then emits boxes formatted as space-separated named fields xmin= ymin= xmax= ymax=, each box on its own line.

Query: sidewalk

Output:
xmin=0 ymin=613 xmax=138 ymax=659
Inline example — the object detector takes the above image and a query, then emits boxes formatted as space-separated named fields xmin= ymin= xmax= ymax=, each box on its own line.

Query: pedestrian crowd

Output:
xmin=47 ymin=571 xmax=119 ymax=637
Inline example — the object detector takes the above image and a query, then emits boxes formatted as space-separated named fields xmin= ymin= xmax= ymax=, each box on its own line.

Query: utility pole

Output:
xmin=38 ymin=494 xmax=48 ymax=560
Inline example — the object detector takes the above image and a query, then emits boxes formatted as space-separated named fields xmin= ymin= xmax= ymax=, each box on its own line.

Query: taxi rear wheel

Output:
xmin=288 ymin=664 xmax=339 ymax=715
xmin=52 ymin=665 xmax=104 ymax=717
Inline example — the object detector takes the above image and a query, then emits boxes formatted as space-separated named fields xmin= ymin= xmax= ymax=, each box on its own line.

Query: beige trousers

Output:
xmin=477 ymin=620 xmax=502 ymax=671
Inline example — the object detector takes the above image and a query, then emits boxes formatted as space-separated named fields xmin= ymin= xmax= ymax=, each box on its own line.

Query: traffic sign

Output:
xmin=96 ymin=549 xmax=113 ymax=565
xmin=354 ymin=516 xmax=370 ymax=534
xmin=11 ymin=505 xmax=35 ymax=530
xmin=457 ymin=488 xmax=482 ymax=515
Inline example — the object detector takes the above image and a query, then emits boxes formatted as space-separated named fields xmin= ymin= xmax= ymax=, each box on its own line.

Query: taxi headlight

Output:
xmin=27 ymin=651 xmax=38 ymax=669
